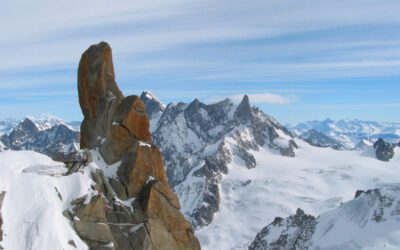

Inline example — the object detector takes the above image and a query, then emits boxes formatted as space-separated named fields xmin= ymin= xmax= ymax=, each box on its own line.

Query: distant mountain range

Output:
xmin=0 ymin=115 xmax=80 ymax=135
xmin=0 ymin=115 xmax=80 ymax=157
xmin=288 ymin=119 xmax=400 ymax=149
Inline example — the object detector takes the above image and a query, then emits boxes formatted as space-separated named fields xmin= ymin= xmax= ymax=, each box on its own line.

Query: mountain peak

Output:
xmin=186 ymin=98 xmax=204 ymax=113
xmin=241 ymin=94 xmax=250 ymax=106
xmin=234 ymin=94 xmax=252 ymax=124
xmin=140 ymin=91 xmax=166 ymax=120
xmin=140 ymin=91 xmax=165 ymax=108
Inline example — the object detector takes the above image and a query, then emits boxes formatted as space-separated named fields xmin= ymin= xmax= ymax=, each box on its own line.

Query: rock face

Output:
xmin=76 ymin=42 xmax=199 ymax=249
xmin=374 ymin=138 xmax=395 ymax=161
xmin=249 ymin=185 xmax=400 ymax=249
xmin=249 ymin=209 xmax=316 ymax=250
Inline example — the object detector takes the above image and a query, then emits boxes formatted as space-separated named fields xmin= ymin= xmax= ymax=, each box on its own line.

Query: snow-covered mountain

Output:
xmin=355 ymin=138 xmax=375 ymax=151
xmin=141 ymin=93 xmax=297 ymax=230
xmin=0 ymin=116 xmax=79 ymax=158
xmin=139 ymin=91 xmax=166 ymax=132
xmin=25 ymin=114 xmax=75 ymax=131
xmin=249 ymin=184 xmax=400 ymax=249
xmin=140 ymin=92 xmax=400 ymax=249
xmin=289 ymin=119 xmax=400 ymax=149
xmin=0 ymin=118 xmax=19 ymax=135
xmin=0 ymin=115 xmax=80 ymax=135
xmin=299 ymin=129 xmax=344 ymax=149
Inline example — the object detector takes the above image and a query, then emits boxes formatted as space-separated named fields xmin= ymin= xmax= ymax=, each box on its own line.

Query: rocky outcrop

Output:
xmin=249 ymin=209 xmax=316 ymax=250
xmin=249 ymin=185 xmax=400 ymax=249
xmin=374 ymin=138 xmax=394 ymax=161
xmin=75 ymin=42 xmax=199 ymax=249
xmin=234 ymin=95 xmax=252 ymax=124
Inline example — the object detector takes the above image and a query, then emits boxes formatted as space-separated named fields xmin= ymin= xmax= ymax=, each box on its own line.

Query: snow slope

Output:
xmin=0 ymin=150 xmax=93 ymax=250
xmin=196 ymin=140 xmax=400 ymax=249
xmin=250 ymin=184 xmax=400 ymax=249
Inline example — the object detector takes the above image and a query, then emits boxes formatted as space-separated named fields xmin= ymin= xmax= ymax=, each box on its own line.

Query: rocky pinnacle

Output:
xmin=77 ymin=42 xmax=200 ymax=249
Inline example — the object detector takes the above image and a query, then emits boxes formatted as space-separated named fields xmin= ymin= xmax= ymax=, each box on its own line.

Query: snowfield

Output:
xmin=0 ymin=140 xmax=399 ymax=249
xmin=196 ymin=139 xmax=400 ymax=250
xmin=0 ymin=150 xmax=92 ymax=250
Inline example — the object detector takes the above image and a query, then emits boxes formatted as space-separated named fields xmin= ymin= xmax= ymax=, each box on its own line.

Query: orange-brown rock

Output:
xmin=151 ymin=181 xmax=181 ymax=210
xmin=140 ymin=181 xmax=200 ymax=249
xmin=78 ymin=42 xmax=123 ymax=119
xmin=113 ymin=96 xmax=151 ymax=143
xmin=78 ymin=42 xmax=124 ymax=150
xmin=118 ymin=144 xmax=168 ymax=198
xmin=75 ymin=195 xmax=107 ymax=223
xmin=77 ymin=42 xmax=200 ymax=250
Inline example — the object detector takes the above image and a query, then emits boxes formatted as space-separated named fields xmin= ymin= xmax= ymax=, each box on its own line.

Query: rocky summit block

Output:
xmin=374 ymin=138 xmax=395 ymax=162
xmin=76 ymin=42 xmax=200 ymax=250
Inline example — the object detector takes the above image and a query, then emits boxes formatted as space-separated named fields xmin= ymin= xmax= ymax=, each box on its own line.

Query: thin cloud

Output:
xmin=207 ymin=93 xmax=295 ymax=105
xmin=230 ymin=93 xmax=294 ymax=105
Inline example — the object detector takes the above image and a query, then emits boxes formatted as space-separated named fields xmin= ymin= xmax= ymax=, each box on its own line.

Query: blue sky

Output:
xmin=0 ymin=0 xmax=399 ymax=124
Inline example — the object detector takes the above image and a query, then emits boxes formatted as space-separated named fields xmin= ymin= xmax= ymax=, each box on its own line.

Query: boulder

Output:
xmin=74 ymin=221 xmax=114 ymax=244
xmin=280 ymin=145 xmax=295 ymax=157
